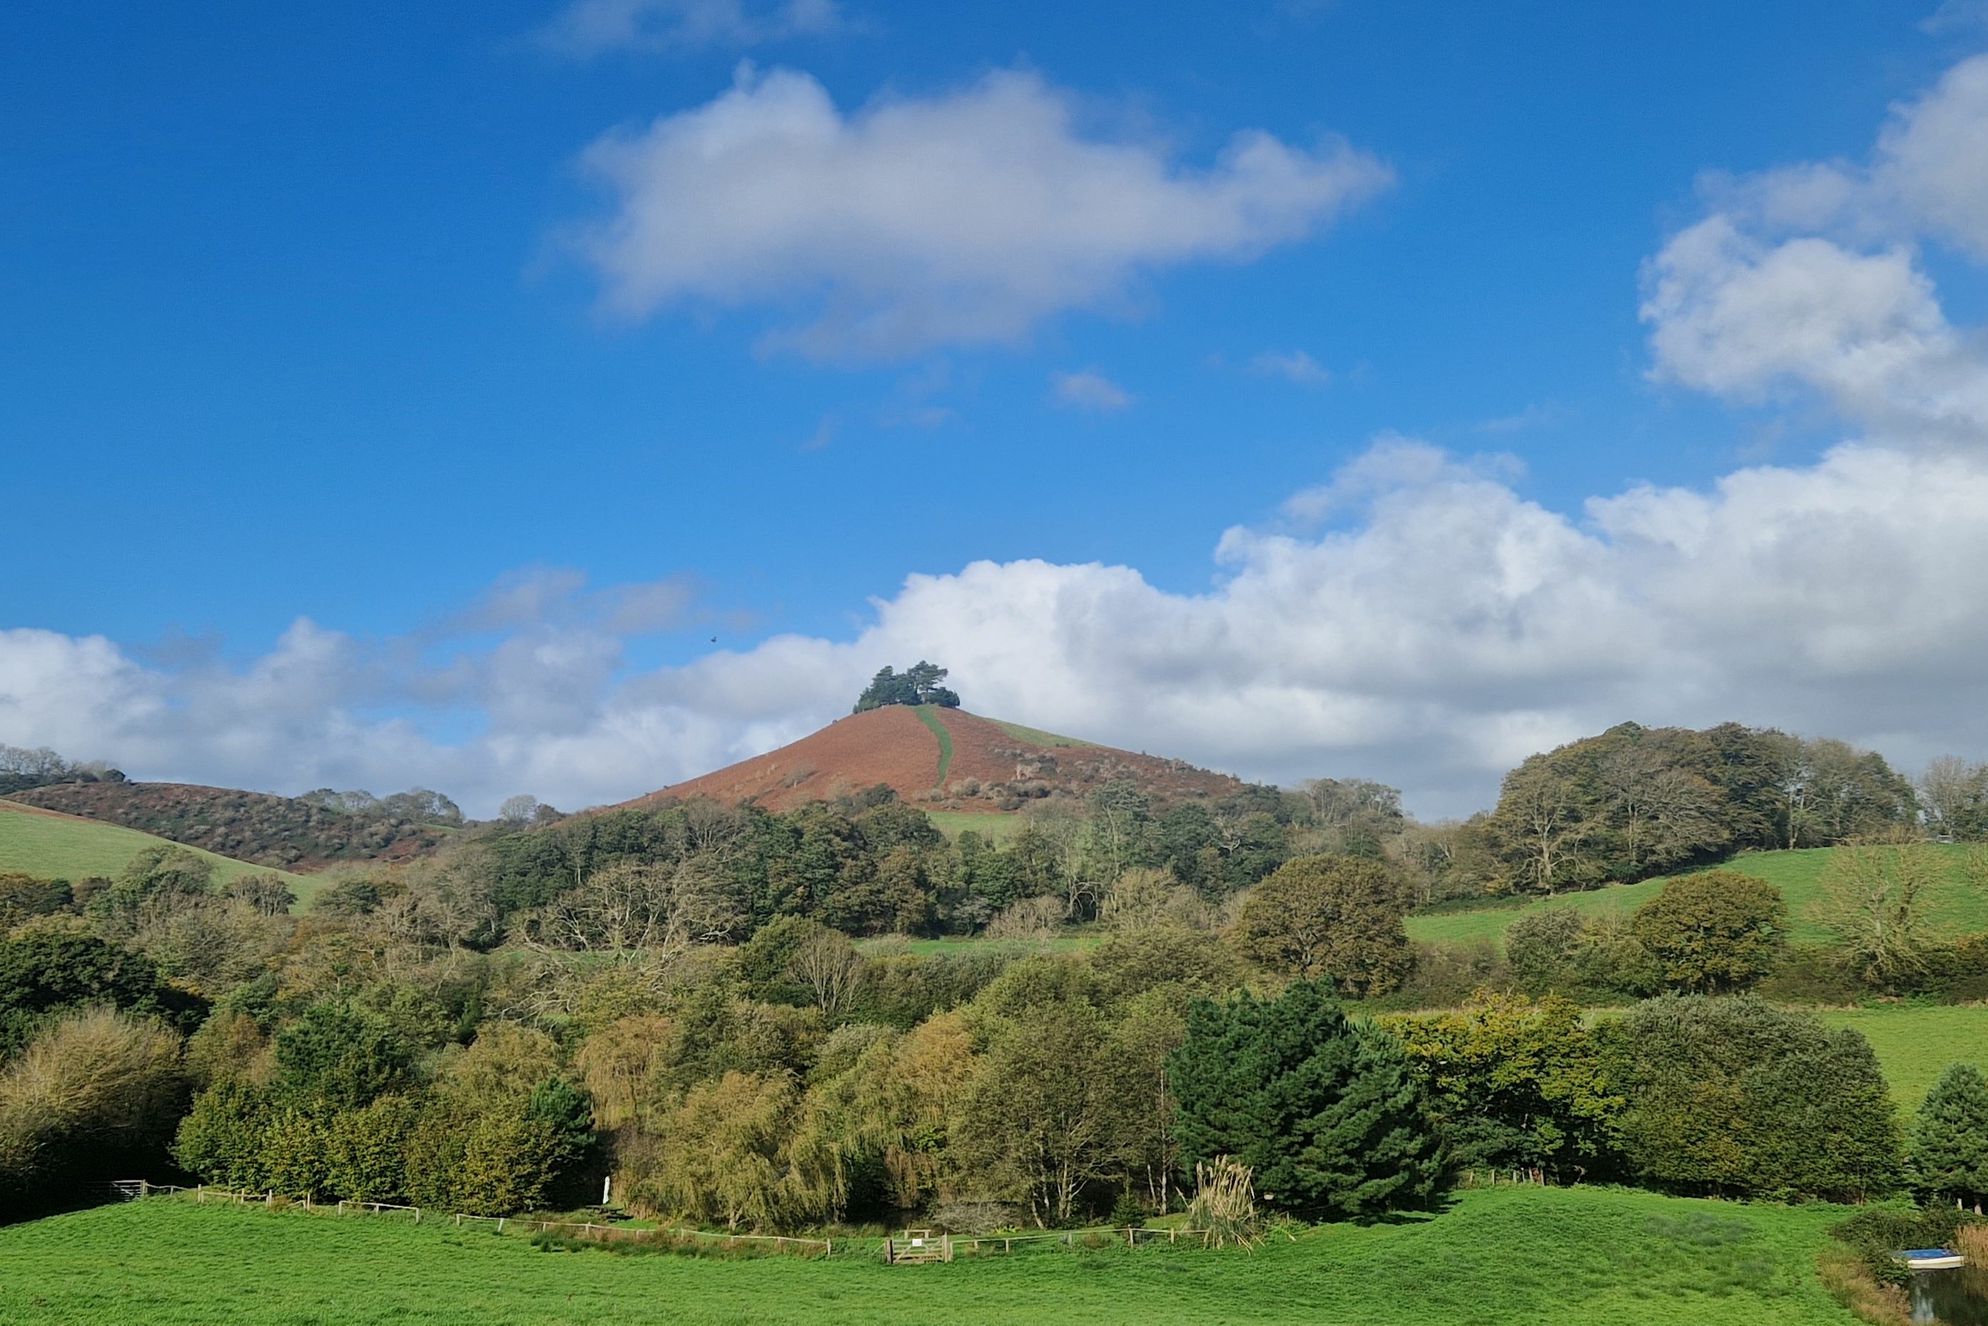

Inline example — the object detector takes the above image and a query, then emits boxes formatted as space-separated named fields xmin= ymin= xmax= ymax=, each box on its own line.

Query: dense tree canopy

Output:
xmin=852 ymin=661 xmax=961 ymax=713
xmin=1913 ymin=1063 xmax=1988 ymax=1208
xmin=1170 ymin=981 xmax=1447 ymax=1220
xmin=1630 ymin=870 xmax=1787 ymax=994
xmin=1602 ymin=995 xmax=1903 ymax=1201
xmin=1231 ymin=856 xmax=1412 ymax=997
xmin=1484 ymin=723 xmax=1913 ymax=895
xmin=1388 ymin=993 xmax=1622 ymax=1182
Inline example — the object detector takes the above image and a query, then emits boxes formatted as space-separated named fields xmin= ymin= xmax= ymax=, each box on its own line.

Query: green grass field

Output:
xmin=855 ymin=932 xmax=1098 ymax=958
xmin=912 ymin=706 xmax=956 ymax=785
xmin=1406 ymin=846 xmax=1987 ymax=950
xmin=1814 ymin=1003 xmax=1988 ymax=1112
xmin=0 ymin=800 xmax=316 ymax=902
xmin=922 ymin=810 xmax=1027 ymax=843
xmin=985 ymin=717 xmax=1089 ymax=748
xmin=0 ymin=1185 xmax=1860 ymax=1325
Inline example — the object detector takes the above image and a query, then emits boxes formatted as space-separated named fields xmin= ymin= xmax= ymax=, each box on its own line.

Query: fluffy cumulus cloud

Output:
xmin=568 ymin=66 xmax=1394 ymax=358
xmin=8 ymin=432 xmax=1988 ymax=818
xmin=9 ymin=55 xmax=1988 ymax=818
xmin=1643 ymin=53 xmax=1988 ymax=444
xmin=539 ymin=0 xmax=844 ymax=56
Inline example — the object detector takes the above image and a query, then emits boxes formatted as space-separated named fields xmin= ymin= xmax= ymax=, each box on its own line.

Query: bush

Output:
xmin=1182 ymin=1156 xmax=1262 ymax=1249
xmin=1376 ymin=940 xmax=1509 ymax=1010
xmin=1604 ymin=994 xmax=1904 ymax=1200
xmin=0 ymin=1008 xmax=186 ymax=1205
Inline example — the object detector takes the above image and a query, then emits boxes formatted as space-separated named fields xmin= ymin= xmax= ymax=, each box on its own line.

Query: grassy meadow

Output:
xmin=855 ymin=932 xmax=1099 ymax=958
xmin=1814 ymin=1003 xmax=1988 ymax=1111
xmin=0 ymin=800 xmax=316 ymax=901
xmin=923 ymin=810 xmax=1028 ymax=842
xmin=1405 ymin=845 xmax=1986 ymax=950
xmin=912 ymin=706 xmax=956 ymax=784
xmin=0 ymin=1185 xmax=1861 ymax=1326
xmin=985 ymin=717 xmax=1089 ymax=748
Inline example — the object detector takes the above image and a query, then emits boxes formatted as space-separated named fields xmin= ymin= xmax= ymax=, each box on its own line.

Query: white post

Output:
xmin=602 ymin=1175 xmax=612 ymax=1206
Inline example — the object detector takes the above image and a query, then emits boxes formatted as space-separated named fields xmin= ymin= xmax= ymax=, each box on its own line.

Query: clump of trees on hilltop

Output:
xmin=853 ymin=660 xmax=961 ymax=713
xmin=0 ymin=744 xmax=123 ymax=795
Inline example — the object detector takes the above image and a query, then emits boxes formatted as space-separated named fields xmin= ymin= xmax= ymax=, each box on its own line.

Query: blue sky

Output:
xmin=4 ymin=1 xmax=1988 ymax=815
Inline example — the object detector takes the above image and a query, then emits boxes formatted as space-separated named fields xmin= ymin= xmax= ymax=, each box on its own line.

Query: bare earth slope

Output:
xmin=627 ymin=706 xmax=1246 ymax=816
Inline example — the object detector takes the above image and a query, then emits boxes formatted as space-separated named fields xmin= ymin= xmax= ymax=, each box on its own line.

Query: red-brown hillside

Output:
xmin=624 ymin=706 xmax=1248 ymax=815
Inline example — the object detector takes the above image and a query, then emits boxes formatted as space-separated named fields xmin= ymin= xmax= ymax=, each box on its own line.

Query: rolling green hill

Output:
xmin=0 ymin=1185 xmax=1860 ymax=1325
xmin=1406 ymin=845 xmax=1987 ymax=950
xmin=0 ymin=800 xmax=316 ymax=902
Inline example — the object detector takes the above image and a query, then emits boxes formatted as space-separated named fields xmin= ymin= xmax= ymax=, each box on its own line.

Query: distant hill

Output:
xmin=626 ymin=705 xmax=1250 ymax=817
xmin=4 ymin=781 xmax=448 ymax=872
xmin=0 ymin=799 xmax=315 ymax=898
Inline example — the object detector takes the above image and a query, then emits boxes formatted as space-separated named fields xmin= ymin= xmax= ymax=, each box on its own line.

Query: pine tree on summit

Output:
xmin=852 ymin=661 xmax=962 ymax=713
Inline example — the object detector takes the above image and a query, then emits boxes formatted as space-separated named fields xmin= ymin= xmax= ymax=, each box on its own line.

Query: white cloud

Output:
xmin=1873 ymin=53 xmax=1988 ymax=257
xmin=9 ymin=53 xmax=1988 ymax=821
xmin=1249 ymin=348 xmax=1332 ymax=386
xmin=540 ymin=0 xmax=843 ymax=56
xmin=1049 ymin=369 xmax=1132 ymax=413
xmin=567 ymin=66 xmax=1394 ymax=358
xmin=1643 ymin=53 xmax=1988 ymax=445
xmin=8 ymin=431 xmax=1988 ymax=819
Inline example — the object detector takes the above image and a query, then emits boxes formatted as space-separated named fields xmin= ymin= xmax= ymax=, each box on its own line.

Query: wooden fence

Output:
xmin=109 ymin=1181 xmax=1219 ymax=1263
xmin=107 ymin=1181 xmax=833 ymax=1254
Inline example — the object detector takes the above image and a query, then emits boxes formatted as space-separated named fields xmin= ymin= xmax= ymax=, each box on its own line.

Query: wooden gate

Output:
xmin=882 ymin=1229 xmax=952 ymax=1264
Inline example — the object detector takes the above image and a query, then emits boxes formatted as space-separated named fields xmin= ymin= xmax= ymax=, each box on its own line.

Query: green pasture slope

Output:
xmin=1816 ymin=1003 xmax=1988 ymax=1112
xmin=855 ymin=932 xmax=1099 ymax=959
xmin=0 ymin=800 xmax=316 ymax=903
xmin=1406 ymin=845 xmax=1986 ymax=950
xmin=923 ymin=810 xmax=1027 ymax=843
xmin=0 ymin=1186 xmax=1858 ymax=1326
xmin=912 ymin=706 xmax=956 ymax=785
xmin=986 ymin=717 xmax=1089 ymax=748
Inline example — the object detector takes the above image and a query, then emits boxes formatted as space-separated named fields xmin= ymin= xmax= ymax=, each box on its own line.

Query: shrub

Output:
xmin=0 ymin=1008 xmax=186 ymax=1204
xmin=1604 ymin=994 xmax=1904 ymax=1200
xmin=1183 ymin=1156 xmax=1262 ymax=1249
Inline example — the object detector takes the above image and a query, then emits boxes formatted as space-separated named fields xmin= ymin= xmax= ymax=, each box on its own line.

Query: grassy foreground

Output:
xmin=1406 ymin=845 xmax=1985 ymax=950
xmin=0 ymin=1186 xmax=1859 ymax=1325
xmin=0 ymin=800 xmax=315 ymax=899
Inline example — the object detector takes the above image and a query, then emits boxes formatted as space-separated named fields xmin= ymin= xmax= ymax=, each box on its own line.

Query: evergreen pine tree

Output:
xmin=1167 ymin=980 xmax=1447 ymax=1220
xmin=1915 ymin=1062 xmax=1988 ymax=1209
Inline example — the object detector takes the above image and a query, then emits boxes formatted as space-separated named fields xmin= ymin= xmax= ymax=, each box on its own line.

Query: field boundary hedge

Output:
xmin=106 ymin=1181 xmax=1224 ymax=1262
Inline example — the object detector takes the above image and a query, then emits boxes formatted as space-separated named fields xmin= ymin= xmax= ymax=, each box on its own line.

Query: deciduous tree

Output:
xmin=1230 ymin=855 xmax=1412 ymax=997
